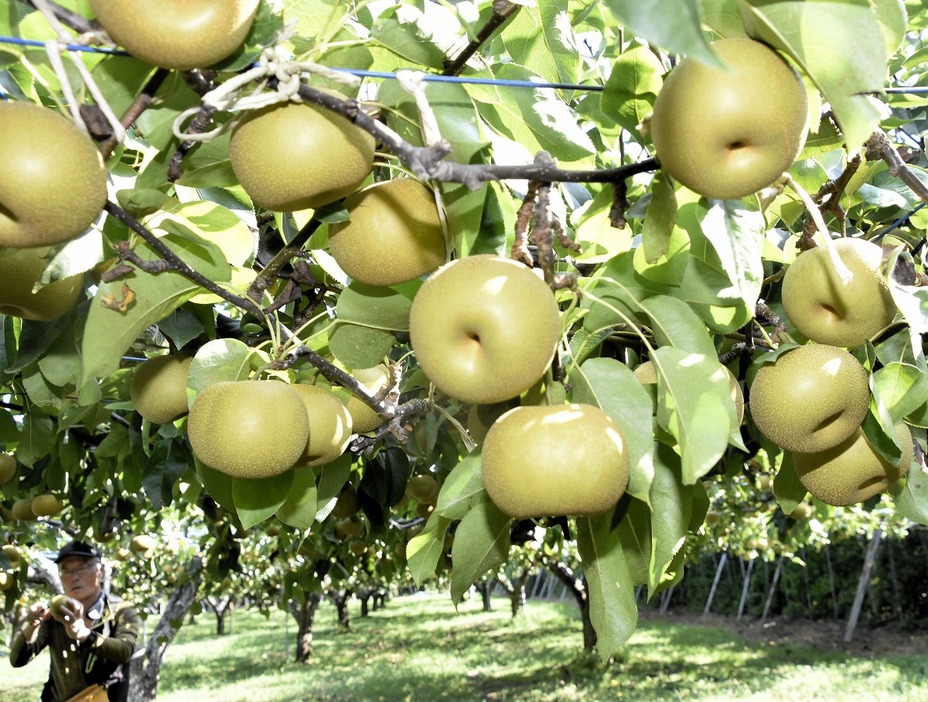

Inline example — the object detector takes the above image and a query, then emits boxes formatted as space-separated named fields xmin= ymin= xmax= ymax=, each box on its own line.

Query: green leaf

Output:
xmin=891 ymin=462 xmax=928 ymax=525
xmin=335 ymin=282 xmax=414 ymax=332
xmin=276 ymin=468 xmax=318 ymax=530
xmin=232 ymin=471 xmax=295 ymax=530
xmin=327 ymin=322 xmax=394 ymax=369
xmin=602 ymin=44 xmax=663 ymax=135
xmin=469 ymin=63 xmax=596 ymax=161
xmin=640 ymin=294 xmax=716 ymax=357
xmin=695 ymin=199 xmax=765 ymax=312
xmin=570 ymin=358 xmax=655 ymax=502
xmin=616 ymin=497 xmax=652 ymax=585
xmin=604 ymin=0 xmax=720 ymax=65
xmin=647 ymin=445 xmax=692 ymax=595
xmin=434 ymin=454 xmax=486 ymax=519
xmin=641 ymin=172 xmax=678 ymax=263
xmin=370 ymin=4 xmax=448 ymax=68
xmin=314 ymin=455 xmax=353 ymax=521
xmin=188 ymin=339 xmax=256 ymax=397
xmin=450 ymin=500 xmax=511 ymax=602
xmin=652 ymin=347 xmax=732 ymax=484
xmin=873 ymin=362 xmax=928 ymax=423
xmin=503 ymin=0 xmax=582 ymax=87
xmin=80 ymin=234 xmax=231 ymax=388
xmin=773 ymin=453 xmax=807 ymax=514
xmin=737 ymin=0 xmax=888 ymax=149
xmin=195 ymin=460 xmax=236 ymax=514
xmin=576 ymin=512 xmax=638 ymax=661
xmin=407 ymin=512 xmax=452 ymax=585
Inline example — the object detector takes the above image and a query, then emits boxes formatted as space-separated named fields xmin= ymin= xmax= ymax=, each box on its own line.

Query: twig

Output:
xmin=866 ymin=130 xmax=928 ymax=205
xmin=348 ymin=399 xmax=431 ymax=453
xmin=20 ymin=0 xmax=95 ymax=35
xmin=102 ymin=201 xmax=267 ymax=321
xmin=100 ymin=68 xmax=170 ymax=160
xmin=444 ymin=0 xmax=521 ymax=77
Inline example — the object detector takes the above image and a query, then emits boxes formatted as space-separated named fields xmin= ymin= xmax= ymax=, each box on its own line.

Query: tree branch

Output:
xmin=443 ymin=1 xmax=521 ymax=77
xmin=294 ymin=83 xmax=659 ymax=189
xmin=866 ymin=130 xmax=928 ymax=205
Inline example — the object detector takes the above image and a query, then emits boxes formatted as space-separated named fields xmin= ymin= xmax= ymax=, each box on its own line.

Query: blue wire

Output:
xmin=3 ymin=34 xmax=928 ymax=95
xmin=0 ymin=34 xmax=129 ymax=55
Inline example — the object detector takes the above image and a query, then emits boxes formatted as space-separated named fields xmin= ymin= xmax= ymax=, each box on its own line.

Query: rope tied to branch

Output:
xmin=171 ymin=43 xmax=362 ymax=143
xmin=31 ymin=0 xmax=126 ymax=142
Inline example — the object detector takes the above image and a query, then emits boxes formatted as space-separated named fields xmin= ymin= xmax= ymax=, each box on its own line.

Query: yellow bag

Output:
xmin=65 ymin=684 xmax=108 ymax=702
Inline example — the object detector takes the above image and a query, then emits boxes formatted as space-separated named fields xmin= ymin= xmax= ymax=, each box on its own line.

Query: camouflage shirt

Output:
xmin=9 ymin=592 xmax=141 ymax=702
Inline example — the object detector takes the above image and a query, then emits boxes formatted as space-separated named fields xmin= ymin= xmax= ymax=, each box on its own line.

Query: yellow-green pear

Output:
xmin=0 ymin=453 xmax=16 ymax=485
xmin=409 ymin=256 xmax=561 ymax=405
xmin=31 ymin=494 xmax=63 ymax=517
xmin=130 ymin=355 xmax=193 ymax=424
xmin=793 ymin=422 xmax=913 ymax=506
xmin=749 ymin=344 xmax=869 ymax=453
xmin=332 ymin=364 xmax=392 ymax=434
xmin=0 ymin=101 xmax=107 ymax=248
xmin=649 ymin=37 xmax=808 ymax=199
xmin=291 ymin=384 xmax=353 ymax=467
xmin=187 ymin=381 xmax=310 ymax=478
xmin=0 ymin=247 xmax=84 ymax=321
xmin=230 ymin=102 xmax=375 ymax=212
xmin=89 ymin=0 xmax=260 ymax=70
xmin=482 ymin=403 xmax=629 ymax=518
xmin=328 ymin=178 xmax=446 ymax=286
xmin=781 ymin=238 xmax=896 ymax=348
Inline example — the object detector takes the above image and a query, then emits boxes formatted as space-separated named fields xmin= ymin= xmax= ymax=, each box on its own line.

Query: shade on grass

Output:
xmin=3 ymin=592 xmax=926 ymax=701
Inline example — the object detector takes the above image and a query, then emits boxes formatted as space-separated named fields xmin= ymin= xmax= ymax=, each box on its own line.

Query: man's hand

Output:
xmin=59 ymin=600 xmax=92 ymax=642
xmin=22 ymin=603 xmax=51 ymax=643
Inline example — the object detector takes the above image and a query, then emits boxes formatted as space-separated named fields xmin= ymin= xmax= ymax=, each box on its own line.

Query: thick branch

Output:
xmin=294 ymin=83 xmax=659 ymax=189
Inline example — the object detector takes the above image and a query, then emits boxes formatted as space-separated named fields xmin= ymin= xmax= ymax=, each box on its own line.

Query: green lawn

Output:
xmin=3 ymin=592 xmax=927 ymax=701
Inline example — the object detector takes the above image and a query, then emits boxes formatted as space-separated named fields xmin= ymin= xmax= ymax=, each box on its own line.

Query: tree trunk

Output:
xmin=288 ymin=593 xmax=321 ymax=663
xmin=845 ymin=529 xmax=883 ymax=643
xmin=476 ymin=581 xmax=493 ymax=612
xmin=129 ymin=561 xmax=203 ymax=702
xmin=331 ymin=590 xmax=351 ymax=630
xmin=205 ymin=595 xmax=234 ymax=635
xmin=360 ymin=591 xmax=371 ymax=618
xmin=548 ymin=561 xmax=596 ymax=650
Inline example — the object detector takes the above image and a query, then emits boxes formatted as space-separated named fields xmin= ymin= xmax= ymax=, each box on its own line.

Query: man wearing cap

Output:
xmin=9 ymin=540 xmax=142 ymax=702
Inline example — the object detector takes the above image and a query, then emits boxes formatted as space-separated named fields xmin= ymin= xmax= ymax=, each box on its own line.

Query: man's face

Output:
xmin=58 ymin=556 xmax=102 ymax=603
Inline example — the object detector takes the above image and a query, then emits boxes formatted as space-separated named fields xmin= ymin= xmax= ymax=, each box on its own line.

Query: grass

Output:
xmin=3 ymin=592 xmax=927 ymax=701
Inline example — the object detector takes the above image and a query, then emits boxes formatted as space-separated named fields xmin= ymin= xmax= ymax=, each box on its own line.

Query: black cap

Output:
xmin=55 ymin=540 xmax=101 ymax=563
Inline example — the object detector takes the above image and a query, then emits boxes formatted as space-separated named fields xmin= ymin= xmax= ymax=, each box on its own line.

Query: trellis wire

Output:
xmin=3 ymin=35 xmax=928 ymax=94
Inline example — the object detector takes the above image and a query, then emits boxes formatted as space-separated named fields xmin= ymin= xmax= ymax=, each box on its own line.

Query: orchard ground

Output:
xmin=4 ymin=592 xmax=926 ymax=702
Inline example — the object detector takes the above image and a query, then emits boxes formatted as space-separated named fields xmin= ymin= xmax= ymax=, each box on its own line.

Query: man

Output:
xmin=9 ymin=540 xmax=141 ymax=702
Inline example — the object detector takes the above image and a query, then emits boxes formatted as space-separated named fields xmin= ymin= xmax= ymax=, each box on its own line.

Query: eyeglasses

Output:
xmin=59 ymin=562 xmax=98 ymax=579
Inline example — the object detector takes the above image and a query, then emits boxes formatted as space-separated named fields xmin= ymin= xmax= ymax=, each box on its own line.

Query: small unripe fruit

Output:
xmin=31 ymin=494 xmax=63 ymax=517
xmin=0 ymin=453 xmax=16 ymax=485
xmin=130 ymin=534 xmax=158 ymax=554
xmin=405 ymin=474 xmax=440 ymax=504
xmin=130 ymin=355 xmax=193 ymax=424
